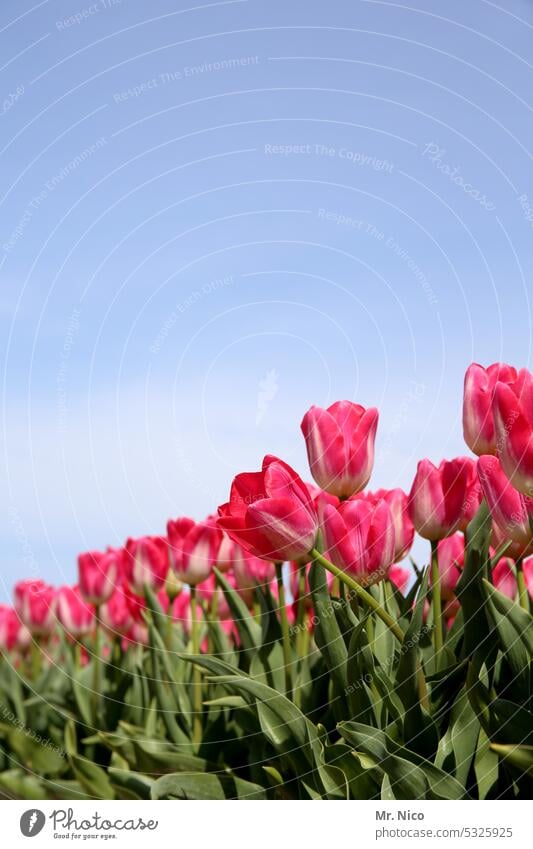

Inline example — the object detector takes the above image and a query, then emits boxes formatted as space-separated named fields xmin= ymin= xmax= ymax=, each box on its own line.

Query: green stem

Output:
xmin=92 ymin=605 xmax=102 ymax=726
xmin=275 ymin=562 xmax=293 ymax=698
xmin=516 ymin=557 xmax=530 ymax=612
xmin=430 ymin=540 xmax=443 ymax=664
xmin=190 ymin=587 xmax=202 ymax=749
xmin=295 ymin=565 xmax=307 ymax=659
xmin=310 ymin=549 xmax=404 ymax=643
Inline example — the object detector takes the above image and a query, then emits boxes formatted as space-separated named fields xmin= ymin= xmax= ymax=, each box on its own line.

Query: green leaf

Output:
xmin=490 ymin=743 xmax=533 ymax=777
xmin=309 ymin=561 xmax=348 ymax=694
xmin=151 ymin=771 xmax=267 ymax=799
xmin=214 ymin=568 xmax=261 ymax=657
xmin=456 ymin=501 xmax=492 ymax=656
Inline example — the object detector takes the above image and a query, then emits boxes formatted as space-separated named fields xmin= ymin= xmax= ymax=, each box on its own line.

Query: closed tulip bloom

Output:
xmin=78 ymin=548 xmax=119 ymax=605
xmin=436 ymin=533 xmax=464 ymax=599
xmin=459 ymin=457 xmax=483 ymax=531
xmin=166 ymin=517 xmax=196 ymax=571
xmin=168 ymin=517 xmax=221 ymax=586
xmin=100 ymin=585 xmax=133 ymax=637
xmin=478 ymin=455 xmax=533 ymax=548
xmin=408 ymin=457 xmax=473 ymax=540
xmin=218 ymin=455 xmax=319 ymax=562
xmin=14 ymin=579 xmax=56 ymax=636
xmin=321 ymin=497 xmax=396 ymax=585
xmin=388 ymin=564 xmax=411 ymax=594
xmin=55 ymin=586 xmax=94 ymax=637
xmin=123 ymin=535 xmax=169 ymax=594
xmin=355 ymin=488 xmax=414 ymax=561
xmin=301 ymin=401 xmax=378 ymax=498
xmin=463 ymin=362 xmax=517 ymax=456
xmin=492 ymin=558 xmax=517 ymax=600
xmin=0 ymin=606 xmax=31 ymax=652
xmin=233 ymin=549 xmax=276 ymax=591
xmin=492 ymin=368 xmax=533 ymax=495
xmin=522 ymin=557 xmax=533 ymax=598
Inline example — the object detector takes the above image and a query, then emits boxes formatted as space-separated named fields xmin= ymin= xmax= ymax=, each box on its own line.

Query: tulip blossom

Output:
xmin=218 ymin=455 xmax=319 ymax=562
xmin=388 ymin=564 xmax=411 ymax=594
xmin=463 ymin=362 xmax=517 ymax=456
xmin=167 ymin=517 xmax=221 ymax=586
xmin=408 ymin=457 xmax=473 ymax=540
xmin=459 ymin=457 xmax=483 ymax=531
xmin=353 ymin=488 xmax=414 ymax=561
xmin=522 ymin=557 xmax=533 ymax=598
xmin=321 ymin=497 xmax=396 ymax=585
xmin=55 ymin=586 xmax=94 ymax=638
xmin=435 ymin=533 xmax=464 ymax=600
xmin=0 ymin=605 xmax=31 ymax=653
xmin=492 ymin=368 xmax=533 ymax=495
xmin=123 ymin=535 xmax=169 ymax=594
xmin=301 ymin=401 xmax=378 ymax=498
xmin=478 ymin=455 xmax=533 ymax=549
xmin=14 ymin=580 xmax=56 ymax=636
xmin=100 ymin=585 xmax=134 ymax=636
xmin=78 ymin=548 xmax=120 ymax=605
xmin=492 ymin=558 xmax=517 ymax=600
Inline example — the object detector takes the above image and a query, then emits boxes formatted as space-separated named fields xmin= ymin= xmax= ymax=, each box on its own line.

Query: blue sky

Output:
xmin=1 ymin=0 xmax=533 ymax=598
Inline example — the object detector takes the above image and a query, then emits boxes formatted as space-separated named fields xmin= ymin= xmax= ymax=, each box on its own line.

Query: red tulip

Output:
xmin=301 ymin=401 xmax=378 ymax=498
xmin=389 ymin=564 xmax=411 ymax=594
xmin=100 ymin=585 xmax=133 ymax=636
xmin=478 ymin=455 xmax=533 ymax=549
xmin=353 ymin=488 xmax=414 ymax=561
xmin=123 ymin=536 xmax=169 ymax=594
xmin=14 ymin=579 xmax=56 ymax=636
xmin=218 ymin=455 xmax=319 ymax=562
xmin=0 ymin=605 xmax=30 ymax=652
xmin=167 ymin=517 xmax=221 ymax=586
xmin=492 ymin=558 xmax=517 ymax=600
xmin=55 ymin=586 xmax=94 ymax=637
xmin=321 ymin=497 xmax=396 ymax=585
xmin=78 ymin=548 xmax=119 ymax=605
xmin=408 ymin=457 xmax=473 ymax=540
xmin=233 ymin=548 xmax=276 ymax=592
xmin=522 ymin=557 xmax=533 ymax=598
xmin=435 ymin=533 xmax=464 ymax=599
xmin=463 ymin=362 xmax=517 ymax=456
xmin=459 ymin=457 xmax=483 ymax=530
xmin=492 ymin=367 xmax=533 ymax=495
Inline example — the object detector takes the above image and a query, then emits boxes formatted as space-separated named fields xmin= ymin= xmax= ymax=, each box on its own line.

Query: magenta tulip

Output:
xmin=55 ymin=586 xmax=94 ymax=637
xmin=14 ymin=579 xmax=56 ymax=636
xmin=408 ymin=457 xmax=473 ymax=540
xmin=463 ymin=362 xmax=517 ymax=456
xmin=478 ymin=455 xmax=533 ymax=548
xmin=321 ymin=497 xmax=396 ymax=585
xmin=100 ymin=585 xmax=134 ymax=637
xmin=354 ymin=488 xmax=414 ymax=561
xmin=218 ymin=455 xmax=319 ymax=562
xmin=167 ymin=517 xmax=221 ymax=586
xmin=301 ymin=401 xmax=378 ymax=498
xmin=123 ymin=536 xmax=169 ymax=594
xmin=492 ymin=367 xmax=533 ymax=495
xmin=0 ymin=605 xmax=30 ymax=652
xmin=78 ymin=548 xmax=119 ymax=605
xmin=389 ymin=564 xmax=411 ymax=594
xmin=492 ymin=558 xmax=517 ymax=600
xmin=436 ymin=533 xmax=464 ymax=599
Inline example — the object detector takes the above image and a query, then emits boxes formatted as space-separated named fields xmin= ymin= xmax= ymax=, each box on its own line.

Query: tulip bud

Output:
xmin=167 ymin=517 xmax=221 ymax=586
xmin=321 ymin=497 xmax=396 ymax=585
xmin=55 ymin=585 xmax=94 ymax=638
xmin=14 ymin=579 xmax=56 ymax=636
xmin=78 ymin=548 xmax=119 ymax=605
xmin=463 ymin=362 xmax=517 ymax=456
xmin=123 ymin=536 xmax=169 ymax=594
xmin=301 ymin=401 xmax=378 ymax=498
xmin=435 ymin=533 xmax=464 ymax=600
xmin=408 ymin=457 xmax=473 ymax=540
xmin=388 ymin=564 xmax=411 ymax=594
xmin=0 ymin=605 xmax=31 ymax=653
xmin=353 ymin=488 xmax=414 ymax=561
xmin=478 ymin=455 xmax=533 ymax=549
xmin=100 ymin=585 xmax=134 ymax=637
xmin=218 ymin=455 xmax=319 ymax=562
xmin=492 ymin=368 xmax=533 ymax=495
xmin=492 ymin=558 xmax=517 ymax=600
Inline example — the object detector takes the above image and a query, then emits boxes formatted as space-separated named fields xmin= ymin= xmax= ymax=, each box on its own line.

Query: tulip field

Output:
xmin=1 ymin=362 xmax=532 ymax=801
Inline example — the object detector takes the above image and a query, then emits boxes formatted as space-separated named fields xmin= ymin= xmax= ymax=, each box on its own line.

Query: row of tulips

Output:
xmin=0 ymin=361 xmax=532 ymax=800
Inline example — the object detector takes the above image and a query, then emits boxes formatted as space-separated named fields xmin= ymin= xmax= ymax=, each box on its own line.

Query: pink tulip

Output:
xmin=233 ymin=549 xmax=276 ymax=592
xmin=388 ymin=564 xmax=411 ymax=594
xmin=436 ymin=533 xmax=464 ymax=599
xmin=218 ymin=455 xmax=319 ymax=562
xmin=459 ymin=457 xmax=483 ymax=530
xmin=353 ymin=488 xmax=414 ymax=561
xmin=492 ymin=558 xmax=517 ymax=600
xmin=78 ymin=548 xmax=120 ymax=605
xmin=321 ymin=497 xmax=396 ymax=585
xmin=478 ymin=455 xmax=533 ymax=549
xmin=301 ymin=401 xmax=378 ymax=498
xmin=492 ymin=367 xmax=533 ymax=495
xmin=167 ymin=517 xmax=221 ymax=586
xmin=123 ymin=535 xmax=169 ymax=594
xmin=100 ymin=585 xmax=134 ymax=636
xmin=408 ymin=457 xmax=473 ymax=540
xmin=0 ymin=605 xmax=31 ymax=652
xmin=55 ymin=586 xmax=94 ymax=637
xmin=522 ymin=557 xmax=533 ymax=598
xmin=14 ymin=579 xmax=56 ymax=636
xmin=463 ymin=362 xmax=517 ymax=456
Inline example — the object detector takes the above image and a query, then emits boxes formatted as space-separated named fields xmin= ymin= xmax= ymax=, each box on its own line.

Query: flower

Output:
xmin=492 ymin=558 xmax=517 ymax=600
xmin=0 ymin=606 xmax=30 ymax=652
xmin=492 ymin=367 xmax=533 ymax=495
xmin=478 ymin=455 xmax=533 ymax=549
xmin=353 ymin=488 xmax=414 ymax=561
xmin=167 ymin=517 xmax=221 ymax=586
xmin=14 ymin=580 xmax=56 ymax=636
xmin=301 ymin=401 xmax=378 ymax=498
xmin=321 ymin=497 xmax=396 ymax=585
xmin=435 ymin=533 xmax=464 ymax=599
xmin=463 ymin=362 xmax=517 ymax=456
xmin=78 ymin=548 xmax=120 ymax=605
xmin=389 ymin=564 xmax=411 ymax=594
xmin=218 ymin=455 xmax=319 ymax=562
xmin=408 ymin=457 xmax=474 ymax=540
xmin=100 ymin=585 xmax=134 ymax=637
xmin=55 ymin=586 xmax=94 ymax=637
xmin=123 ymin=536 xmax=169 ymax=594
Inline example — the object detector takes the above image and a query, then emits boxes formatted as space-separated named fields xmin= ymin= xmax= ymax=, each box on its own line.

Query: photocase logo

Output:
xmin=20 ymin=809 xmax=45 ymax=837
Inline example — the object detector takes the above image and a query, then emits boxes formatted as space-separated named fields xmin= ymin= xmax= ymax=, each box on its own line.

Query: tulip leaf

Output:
xmin=213 ymin=568 xmax=261 ymax=656
xmin=151 ymin=771 xmax=267 ymax=799
xmin=309 ymin=561 xmax=348 ymax=694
